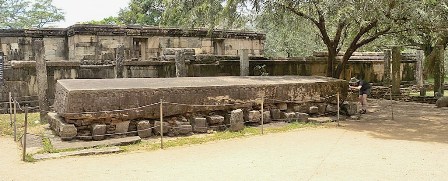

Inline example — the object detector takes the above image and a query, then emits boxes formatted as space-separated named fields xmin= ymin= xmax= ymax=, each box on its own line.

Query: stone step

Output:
xmin=32 ymin=146 xmax=121 ymax=161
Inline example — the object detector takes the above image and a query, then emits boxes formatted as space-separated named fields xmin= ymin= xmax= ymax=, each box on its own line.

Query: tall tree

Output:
xmin=0 ymin=0 xmax=64 ymax=29
xmin=397 ymin=0 xmax=448 ymax=78
xmin=163 ymin=0 xmax=416 ymax=78
xmin=118 ymin=0 xmax=164 ymax=26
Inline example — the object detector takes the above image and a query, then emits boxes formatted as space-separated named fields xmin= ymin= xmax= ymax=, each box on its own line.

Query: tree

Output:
xmin=256 ymin=8 xmax=323 ymax=57
xmin=397 ymin=0 xmax=448 ymax=78
xmin=0 ymin=0 xmax=64 ymax=29
xmin=163 ymin=0 xmax=417 ymax=78
xmin=117 ymin=0 xmax=164 ymax=26
xmin=83 ymin=16 xmax=124 ymax=25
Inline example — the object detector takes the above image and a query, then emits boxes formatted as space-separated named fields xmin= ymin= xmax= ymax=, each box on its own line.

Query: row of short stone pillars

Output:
xmin=172 ymin=48 xmax=250 ymax=78
xmin=383 ymin=47 xmax=444 ymax=97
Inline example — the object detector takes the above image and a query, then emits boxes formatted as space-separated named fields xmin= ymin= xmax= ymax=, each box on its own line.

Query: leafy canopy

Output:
xmin=0 ymin=0 xmax=64 ymax=29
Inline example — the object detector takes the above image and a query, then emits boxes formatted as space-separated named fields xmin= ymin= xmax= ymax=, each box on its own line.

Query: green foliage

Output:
xmin=83 ymin=16 xmax=124 ymax=25
xmin=0 ymin=0 xmax=64 ymax=29
xmin=118 ymin=0 xmax=164 ymax=26
xmin=256 ymin=9 xmax=324 ymax=57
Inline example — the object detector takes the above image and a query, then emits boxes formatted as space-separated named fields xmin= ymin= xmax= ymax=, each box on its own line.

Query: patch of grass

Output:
xmin=41 ymin=137 xmax=55 ymax=153
xmin=0 ymin=113 xmax=43 ymax=137
xmin=24 ymin=154 xmax=36 ymax=162
xmin=409 ymin=91 xmax=436 ymax=97
xmin=425 ymin=77 xmax=448 ymax=84
xmin=121 ymin=122 xmax=319 ymax=152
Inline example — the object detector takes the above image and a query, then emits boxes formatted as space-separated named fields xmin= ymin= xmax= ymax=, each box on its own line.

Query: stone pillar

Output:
xmin=415 ymin=50 xmax=424 ymax=87
xmin=434 ymin=45 xmax=445 ymax=96
xmin=391 ymin=47 xmax=401 ymax=95
xmin=175 ymin=50 xmax=187 ymax=77
xmin=34 ymin=40 xmax=49 ymax=121
xmin=115 ymin=45 xmax=124 ymax=78
xmin=0 ymin=52 xmax=4 ymax=86
xmin=416 ymin=50 xmax=425 ymax=96
xmin=383 ymin=49 xmax=392 ymax=86
xmin=240 ymin=49 xmax=249 ymax=76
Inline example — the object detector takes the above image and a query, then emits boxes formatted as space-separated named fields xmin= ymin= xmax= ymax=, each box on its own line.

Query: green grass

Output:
xmin=425 ymin=77 xmax=448 ymax=84
xmin=24 ymin=154 xmax=36 ymax=162
xmin=409 ymin=91 xmax=436 ymax=97
xmin=121 ymin=122 xmax=319 ymax=152
xmin=0 ymin=112 xmax=42 ymax=137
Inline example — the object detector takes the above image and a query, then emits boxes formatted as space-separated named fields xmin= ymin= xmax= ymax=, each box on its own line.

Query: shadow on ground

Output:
xmin=341 ymin=99 xmax=448 ymax=144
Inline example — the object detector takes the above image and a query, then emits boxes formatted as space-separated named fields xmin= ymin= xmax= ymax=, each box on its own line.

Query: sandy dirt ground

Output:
xmin=1 ymin=99 xmax=448 ymax=181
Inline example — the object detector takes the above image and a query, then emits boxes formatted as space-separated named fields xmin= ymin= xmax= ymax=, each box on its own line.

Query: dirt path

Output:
xmin=1 ymin=99 xmax=448 ymax=180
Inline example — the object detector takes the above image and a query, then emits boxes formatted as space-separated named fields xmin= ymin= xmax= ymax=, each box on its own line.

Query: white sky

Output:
xmin=50 ymin=0 xmax=130 ymax=28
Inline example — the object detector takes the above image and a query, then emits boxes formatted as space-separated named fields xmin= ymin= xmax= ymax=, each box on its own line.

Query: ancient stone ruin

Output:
xmin=48 ymin=76 xmax=347 ymax=140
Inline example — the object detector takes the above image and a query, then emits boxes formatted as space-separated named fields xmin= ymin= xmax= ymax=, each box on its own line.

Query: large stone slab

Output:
xmin=47 ymin=112 xmax=77 ymax=140
xmin=54 ymin=76 xmax=347 ymax=120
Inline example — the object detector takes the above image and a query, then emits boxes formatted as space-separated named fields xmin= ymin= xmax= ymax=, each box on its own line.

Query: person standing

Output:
xmin=349 ymin=77 xmax=371 ymax=114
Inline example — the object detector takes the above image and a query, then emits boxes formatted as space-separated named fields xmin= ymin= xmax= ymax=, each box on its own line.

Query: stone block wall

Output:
xmin=0 ymin=25 xmax=266 ymax=64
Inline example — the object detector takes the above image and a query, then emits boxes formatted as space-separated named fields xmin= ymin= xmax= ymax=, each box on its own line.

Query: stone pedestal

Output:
xmin=175 ymin=50 xmax=187 ymax=77
xmin=230 ymin=109 xmax=244 ymax=131
xmin=262 ymin=111 xmax=271 ymax=123
xmin=391 ymin=47 xmax=401 ymax=95
xmin=92 ymin=124 xmax=107 ymax=141
xmin=192 ymin=117 xmax=208 ymax=133
xmin=206 ymin=115 xmax=224 ymax=125
xmin=137 ymin=121 xmax=152 ymax=138
xmin=383 ymin=49 xmax=392 ymax=86
xmin=270 ymin=109 xmax=281 ymax=120
xmin=246 ymin=110 xmax=261 ymax=123
xmin=239 ymin=49 xmax=249 ymax=76
xmin=34 ymin=40 xmax=49 ymax=121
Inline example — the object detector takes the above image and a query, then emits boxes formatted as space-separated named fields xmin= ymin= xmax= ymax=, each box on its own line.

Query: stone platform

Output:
xmin=51 ymin=76 xmax=347 ymax=140
xmin=54 ymin=76 xmax=346 ymax=118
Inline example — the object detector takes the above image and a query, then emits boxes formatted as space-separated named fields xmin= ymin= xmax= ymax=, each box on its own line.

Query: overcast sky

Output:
xmin=51 ymin=0 xmax=130 ymax=28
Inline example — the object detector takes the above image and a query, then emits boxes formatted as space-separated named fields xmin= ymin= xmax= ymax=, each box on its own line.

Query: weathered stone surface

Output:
xmin=51 ymin=136 xmax=141 ymax=150
xmin=33 ymin=146 xmax=121 ymax=161
xmin=436 ymin=97 xmax=448 ymax=108
xmin=277 ymin=103 xmax=288 ymax=111
xmin=53 ymin=76 xmax=348 ymax=121
xmin=246 ymin=110 xmax=261 ymax=123
xmin=114 ymin=121 xmax=130 ymax=135
xmin=206 ymin=115 xmax=224 ymax=125
xmin=309 ymin=106 xmax=319 ymax=114
xmin=342 ymin=102 xmax=358 ymax=116
xmin=283 ymin=112 xmax=296 ymax=122
xmin=154 ymin=121 xmax=170 ymax=135
xmin=326 ymin=104 xmax=338 ymax=113
xmin=178 ymin=125 xmax=193 ymax=135
xmin=192 ymin=117 xmax=208 ymax=133
xmin=318 ymin=104 xmax=327 ymax=114
xmin=137 ymin=121 xmax=152 ymax=138
xmin=296 ymin=113 xmax=309 ymax=122
xmin=293 ymin=105 xmax=301 ymax=112
xmin=91 ymin=124 xmax=107 ymax=141
xmin=47 ymin=112 xmax=77 ymax=140
xmin=229 ymin=109 xmax=244 ymax=131
xmin=270 ymin=109 xmax=281 ymax=120
xmin=262 ymin=111 xmax=271 ymax=123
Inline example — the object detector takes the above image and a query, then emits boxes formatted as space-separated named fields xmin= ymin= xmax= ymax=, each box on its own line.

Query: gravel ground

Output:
xmin=1 ymin=99 xmax=448 ymax=181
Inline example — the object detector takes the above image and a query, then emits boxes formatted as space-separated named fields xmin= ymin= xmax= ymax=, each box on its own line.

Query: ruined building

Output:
xmin=0 ymin=24 xmax=265 ymax=63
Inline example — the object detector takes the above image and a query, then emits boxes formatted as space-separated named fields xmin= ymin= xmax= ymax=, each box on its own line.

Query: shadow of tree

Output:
xmin=342 ymin=99 xmax=448 ymax=144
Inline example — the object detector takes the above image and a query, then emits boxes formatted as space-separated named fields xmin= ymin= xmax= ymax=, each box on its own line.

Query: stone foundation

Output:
xmin=50 ymin=76 xmax=348 ymax=140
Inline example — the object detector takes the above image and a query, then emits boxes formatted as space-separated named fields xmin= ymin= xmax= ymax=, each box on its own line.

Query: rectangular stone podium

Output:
xmin=50 ymin=76 xmax=347 ymax=140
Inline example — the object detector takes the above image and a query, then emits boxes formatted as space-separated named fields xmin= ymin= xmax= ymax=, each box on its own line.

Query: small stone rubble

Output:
xmin=48 ymin=100 xmax=357 ymax=141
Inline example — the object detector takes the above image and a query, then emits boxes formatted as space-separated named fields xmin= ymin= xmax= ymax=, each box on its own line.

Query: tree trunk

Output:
xmin=326 ymin=47 xmax=337 ymax=77
xmin=334 ymin=49 xmax=355 ymax=79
